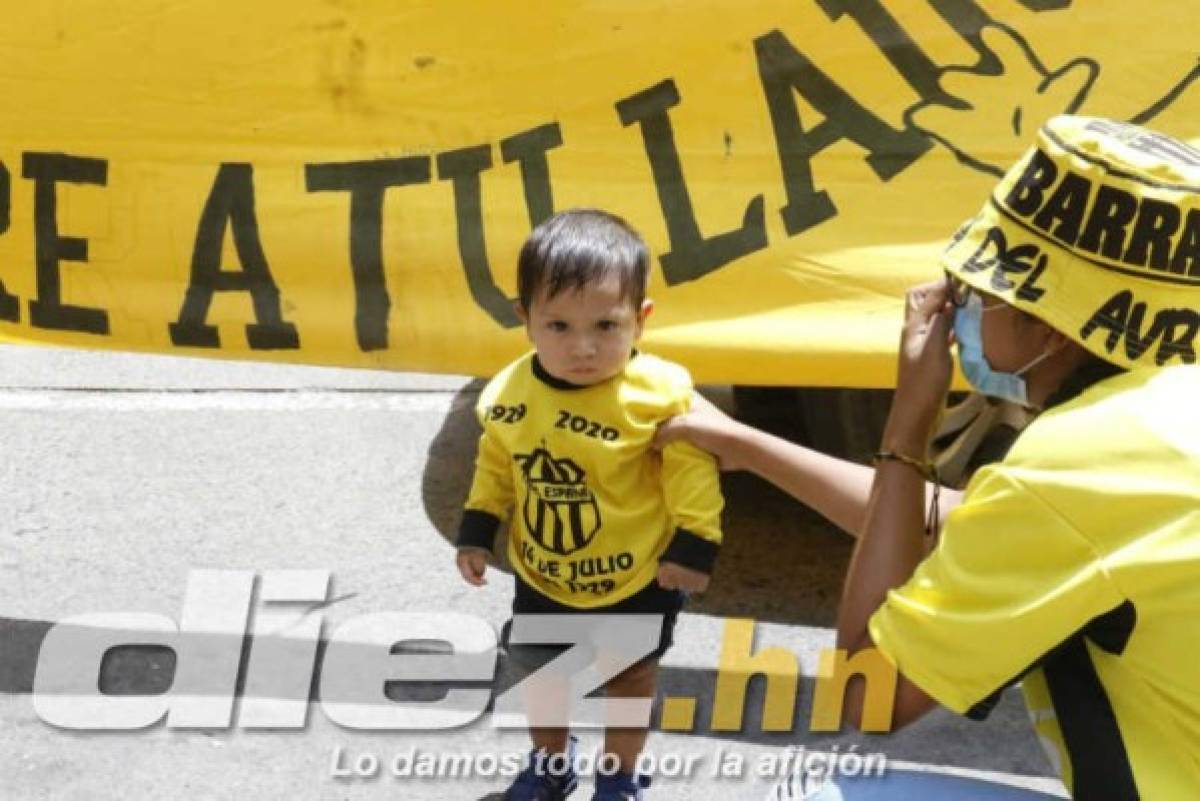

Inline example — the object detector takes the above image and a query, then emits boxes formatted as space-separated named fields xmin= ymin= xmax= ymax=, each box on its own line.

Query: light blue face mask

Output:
xmin=953 ymin=292 xmax=1055 ymax=407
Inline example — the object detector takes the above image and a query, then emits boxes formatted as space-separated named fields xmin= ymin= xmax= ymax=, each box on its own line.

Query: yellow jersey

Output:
xmin=871 ymin=365 xmax=1200 ymax=800
xmin=458 ymin=350 xmax=723 ymax=608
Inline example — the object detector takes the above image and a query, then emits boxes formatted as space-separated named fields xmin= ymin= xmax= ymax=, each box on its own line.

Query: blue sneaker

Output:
xmin=591 ymin=770 xmax=651 ymax=800
xmin=503 ymin=741 xmax=579 ymax=801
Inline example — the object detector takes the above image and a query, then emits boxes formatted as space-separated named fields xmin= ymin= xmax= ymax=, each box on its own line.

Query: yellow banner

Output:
xmin=0 ymin=1 xmax=1196 ymax=386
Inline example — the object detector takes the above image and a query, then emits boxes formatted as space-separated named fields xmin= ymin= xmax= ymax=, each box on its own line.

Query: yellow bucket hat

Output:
xmin=942 ymin=115 xmax=1200 ymax=371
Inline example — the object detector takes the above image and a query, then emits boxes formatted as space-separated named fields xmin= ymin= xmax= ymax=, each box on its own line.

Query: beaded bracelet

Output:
xmin=871 ymin=450 xmax=934 ymax=479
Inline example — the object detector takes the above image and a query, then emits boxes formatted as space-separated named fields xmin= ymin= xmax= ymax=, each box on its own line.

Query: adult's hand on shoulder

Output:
xmin=653 ymin=391 xmax=746 ymax=471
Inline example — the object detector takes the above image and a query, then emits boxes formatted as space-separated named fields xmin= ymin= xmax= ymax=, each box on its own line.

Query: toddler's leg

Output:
xmin=602 ymin=657 xmax=658 ymax=772
xmin=531 ymin=727 xmax=572 ymax=755
xmin=521 ymin=655 xmax=571 ymax=755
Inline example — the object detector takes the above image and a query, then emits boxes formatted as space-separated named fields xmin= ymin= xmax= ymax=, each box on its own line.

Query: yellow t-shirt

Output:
xmin=870 ymin=365 xmax=1200 ymax=800
xmin=458 ymin=350 xmax=723 ymax=608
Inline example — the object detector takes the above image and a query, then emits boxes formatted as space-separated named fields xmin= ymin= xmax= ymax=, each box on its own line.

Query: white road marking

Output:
xmin=0 ymin=389 xmax=468 ymax=412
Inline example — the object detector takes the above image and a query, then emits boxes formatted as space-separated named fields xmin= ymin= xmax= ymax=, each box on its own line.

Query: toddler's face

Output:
xmin=519 ymin=275 xmax=652 ymax=386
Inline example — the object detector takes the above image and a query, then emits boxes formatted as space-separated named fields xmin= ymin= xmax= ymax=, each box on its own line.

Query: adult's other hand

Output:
xmin=885 ymin=278 xmax=956 ymax=455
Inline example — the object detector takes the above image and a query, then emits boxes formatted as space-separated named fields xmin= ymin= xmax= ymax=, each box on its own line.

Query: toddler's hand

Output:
xmin=456 ymin=548 xmax=489 ymax=586
xmin=657 ymin=561 xmax=710 ymax=594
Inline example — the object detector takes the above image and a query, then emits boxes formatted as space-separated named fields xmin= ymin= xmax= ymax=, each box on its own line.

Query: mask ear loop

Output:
xmin=1015 ymin=347 xmax=1055 ymax=377
xmin=1012 ymin=339 xmax=1067 ymax=410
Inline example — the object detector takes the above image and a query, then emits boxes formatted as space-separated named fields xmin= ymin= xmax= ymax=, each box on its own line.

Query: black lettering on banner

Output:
xmin=615 ymin=79 xmax=768 ymax=285
xmin=170 ymin=164 xmax=298 ymax=349
xmin=440 ymin=124 xmax=563 ymax=329
xmin=1004 ymin=149 xmax=1059 ymax=217
xmin=1013 ymin=0 xmax=1072 ymax=9
xmin=0 ymin=162 xmax=8 ymax=233
xmin=305 ymin=156 xmax=431 ymax=350
xmin=1031 ymin=172 xmax=1091 ymax=245
xmin=437 ymin=144 xmax=521 ymax=328
xmin=1170 ymin=209 xmax=1200 ymax=276
xmin=1124 ymin=199 xmax=1181 ymax=270
xmin=22 ymin=152 xmax=110 ymax=335
xmin=754 ymin=30 xmax=931 ymax=237
xmin=500 ymin=123 xmax=564 ymax=228
xmin=815 ymin=0 xmax=967 ymax=110
xmin=1080 ymin=290 xmax=1199 ymax=365
xmin=0 ymin=161 xmax=16 ymax=322
xmin=1077 ymin=185 xmax=1138 ymax=261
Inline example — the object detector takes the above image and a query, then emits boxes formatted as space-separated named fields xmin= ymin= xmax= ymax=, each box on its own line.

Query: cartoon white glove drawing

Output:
xmin=905 ymin=23 xmax=1098 ymax=176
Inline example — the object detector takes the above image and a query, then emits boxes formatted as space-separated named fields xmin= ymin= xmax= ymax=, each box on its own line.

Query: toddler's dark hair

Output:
xmin=517 ymin=209 xmax=649 ymax=311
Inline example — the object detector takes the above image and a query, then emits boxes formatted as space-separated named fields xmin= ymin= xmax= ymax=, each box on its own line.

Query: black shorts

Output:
xmin=499 ymin=575 xmax=686 ymax=679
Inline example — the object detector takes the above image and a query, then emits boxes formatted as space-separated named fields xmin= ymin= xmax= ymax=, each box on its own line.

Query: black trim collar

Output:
xmin=530 ymin=350 xmax=640 ymax=391
xmin=531 ymin=355 xmax=589 ymax=390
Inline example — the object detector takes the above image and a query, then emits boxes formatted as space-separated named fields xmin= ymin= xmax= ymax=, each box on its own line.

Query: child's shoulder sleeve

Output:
xmin=629 ymin=353 xmax=724 ymax=572
xmin=623 ymin=352 xmax=695 ymax=419
xmin=473 ymin=351 xmax=536 ymax=419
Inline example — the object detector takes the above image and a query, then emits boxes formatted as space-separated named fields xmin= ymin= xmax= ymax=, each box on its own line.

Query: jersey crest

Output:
xmin=516 ymin=444 xmax=602 ymax=555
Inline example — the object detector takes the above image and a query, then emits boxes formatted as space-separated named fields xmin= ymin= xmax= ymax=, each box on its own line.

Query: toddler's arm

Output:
xmin=454 ymin=424 xmax=513 ymax=586
xmin=655 ymin=391 xmax=961 ymax=538
xmin=658 ymin=436 xmax=724 ymax=592
xmin=656 ymin=560 xmax=711 ymax=593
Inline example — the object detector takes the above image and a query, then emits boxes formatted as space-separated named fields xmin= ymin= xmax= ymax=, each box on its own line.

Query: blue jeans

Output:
xmin=787 ymin=769 xmax=1063 ymax=800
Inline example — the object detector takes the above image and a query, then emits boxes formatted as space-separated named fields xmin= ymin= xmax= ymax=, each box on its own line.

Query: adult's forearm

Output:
xmin=836 ymin=460 xmax=928 ymax=650
xmin=723 ymin=423 xmax=876 ymax=536
xmin=833 ymin=431 xmax=942 ymax=730
xmin=719 ymin=422 xmax=959 ymax=538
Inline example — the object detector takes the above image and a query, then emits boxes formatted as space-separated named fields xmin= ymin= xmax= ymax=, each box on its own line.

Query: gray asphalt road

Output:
xmin=0 ymin=345 xmax=1066 ymax=800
